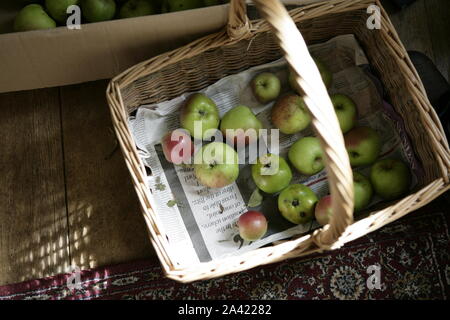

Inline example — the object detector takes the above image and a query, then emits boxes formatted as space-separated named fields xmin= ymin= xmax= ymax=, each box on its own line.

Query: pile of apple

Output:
xmin=162 ymin=58 xmax=412 ymax=243
xmin=13 ymin=0 xmax=224 ymax=32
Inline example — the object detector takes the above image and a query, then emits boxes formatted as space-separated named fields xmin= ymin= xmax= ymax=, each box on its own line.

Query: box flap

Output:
xmin=0 ymin=4 xmax=229 ymax=93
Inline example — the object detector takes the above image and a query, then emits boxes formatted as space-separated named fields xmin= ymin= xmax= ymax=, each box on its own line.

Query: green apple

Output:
xmin=370 ymin=158 xmax=411 ymax=200
xmin=288 ymin=137 xmax=324 ymax=175
xmin=251 ymin=72 xmax=281 ymax=104
xmin=45 ymin=0 xmax=79 ymax=24
xmin=353 ymin=171 xmax=373 ymax=212
xmin=18 ymin=0 xmax=42 ymax=4
xmin=81 ymin=0 xmax=116 ymax=22
xmin=271 ymin=94 xmax=311 ymax=134
xmin=203 ymin=0 xmax=220 ymax=6
xmin=278 ymin=184 xmax=318 ymax=224
xmin=315 ymin=58 xmax=333 ymax=88
xmin=315 ymin=195 xmax=332 ymax=226
xmin=251 ymin=154 xmax=292 ymax=194
xmin=220 ymin=105 xmax=262 ymax=146
xmin=162 ymin=0 xmax=203 ymax=12
xmin=331 ymin=94 xmax=357 ymax=133
xmin=193 ymin=142 xmax=239 ymax=188
xmin=180 ymin=93 xmax=220 ymax=140
xmin=119 ymin=0 xmax=156 ymax=18
xmin=289 ymin=57 xmax=333 ymax=93
xmin=314 ymin=172 xmax=372 ymax=226
xmin=345 ymin=126 xmax=381 ymax=167
xmin=14 ymin=4 xmax=57 ymax=32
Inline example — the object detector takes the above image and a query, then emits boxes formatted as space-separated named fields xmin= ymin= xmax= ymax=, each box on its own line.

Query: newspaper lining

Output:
xmin=129 ymin=34 xmax=422 ymax=268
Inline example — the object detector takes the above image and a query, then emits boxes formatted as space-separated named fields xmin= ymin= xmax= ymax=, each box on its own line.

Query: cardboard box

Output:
xmin=0 ymin=2 xmax=230 ymax=93
xmin=0 ymin=1 xmax=322 ymax=94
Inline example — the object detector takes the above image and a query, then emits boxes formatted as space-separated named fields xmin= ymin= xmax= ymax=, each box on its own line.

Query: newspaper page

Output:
xmin=129 ymin=34 xmax=423 ymax=267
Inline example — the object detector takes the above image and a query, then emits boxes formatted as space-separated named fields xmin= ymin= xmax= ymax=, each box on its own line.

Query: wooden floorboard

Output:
xmin=59 ymin=80 xmax=154 ymax=272
xmin=0 ymin=88 xmax=70 ymax=285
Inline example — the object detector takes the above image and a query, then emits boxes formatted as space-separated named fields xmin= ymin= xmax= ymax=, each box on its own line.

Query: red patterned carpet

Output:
xmin=0 ymin=198 xmax=449 ymax=300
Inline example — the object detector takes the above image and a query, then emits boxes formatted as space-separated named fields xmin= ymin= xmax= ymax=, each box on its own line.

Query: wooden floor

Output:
xmin=0 ymin=0 xmax=449 ymax=286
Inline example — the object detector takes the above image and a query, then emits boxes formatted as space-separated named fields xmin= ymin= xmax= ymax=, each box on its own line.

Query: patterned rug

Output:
xmin=0 ymin=200 xmax=449 ymax=300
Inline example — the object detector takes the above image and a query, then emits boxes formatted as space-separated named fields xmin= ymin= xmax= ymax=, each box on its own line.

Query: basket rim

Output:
xmin=109 ymin=0 xmax=374 ymax=90
xmin=106 ymin=0 xmax=450 ymax=283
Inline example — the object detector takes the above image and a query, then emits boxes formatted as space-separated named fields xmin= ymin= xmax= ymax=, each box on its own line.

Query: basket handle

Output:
xmin=227 ymin=0 xmax=250 ymax=40
xmin=229 ymin=0 xmax=355 ymax=249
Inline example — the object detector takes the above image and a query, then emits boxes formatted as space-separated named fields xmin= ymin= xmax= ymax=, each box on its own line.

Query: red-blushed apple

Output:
xmin=315 ymin=172 xmax=373 ymax=225
xmin=180 ymin=93 xmax=220 ymax=140
xmin=288 ymin=137 xmax=324 ymax=175
xmin=238 ymin=210 xmax=268 ymax=241
xmin=220 ymin=105 xmax=262 ymax=146
xmin=331 ymin=94 xmax=357 ymax=133
xmin=251 ymin=154 xmax=292 ymax=194
xmin=271 ymin=94 xmax=311 ymax=134
xmin=315 ymin=195 xmax=333 ymax=226
xmin=251 ymin=72 xmax=281 ymax=104
xmin=161 ymin=129 xmax=194 ymax=164
xmin=193 ymin=142 xmax=239 ymax=188
xmin=370 ymin=158 xmax=411 ymax=200
xmin=315 ymin=172 xmax=373 ymax=226
xmin=278 ymin=184 xmax=318 ymax=224
xmin=345 ymin=126 xmax=381 ymax=167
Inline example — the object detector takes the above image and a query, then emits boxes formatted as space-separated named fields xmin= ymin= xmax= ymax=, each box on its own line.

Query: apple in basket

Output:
xmin=161 ymin=129 xmax=194 ymax=164
xmin=345 ymin=126 xmax=382 ymax=167
xmin=370 ymin=158 xmax=411 ymax=200
xmin=314 ymin=195 xmax=333 ymax=226
xmin=238 ymin=210 xmax=268 ymax=241
xmin=288 ymin=137 xmax=325 ymax=176
xmin=353 ymin=171 xmax=373 ymax=212
xmin=193 ymin=142 xmax=239 ymax=188
xmin=315 ymin=171 xmax=373 ymax=226
xmin=278 ymin=184 xmax=318 ymax=224
xmin=331 ymin=93 xmax=357 ymax=133
xmin=220 ymin=105 xmax=263 ymax=146
xmin=251 ymin=72 xmax=281 ymax=104
xmin=271 ymin=94 xmax=311 ymax=134
xmin=180 ymin=93 xmax=220 ymax=140
xmin=251 ymin=153 xmax=292 ymax=194
xmin=288 ymin=57 xmax=333 ymax=92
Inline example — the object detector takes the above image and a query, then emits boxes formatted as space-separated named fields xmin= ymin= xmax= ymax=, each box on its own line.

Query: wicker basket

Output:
xmin=106 ymin=0 xmax=450 ymax=283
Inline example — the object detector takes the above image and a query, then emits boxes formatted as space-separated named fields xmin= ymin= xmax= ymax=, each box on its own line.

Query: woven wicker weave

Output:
xmin=106 ymin=0 xmax=450 ymax=282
